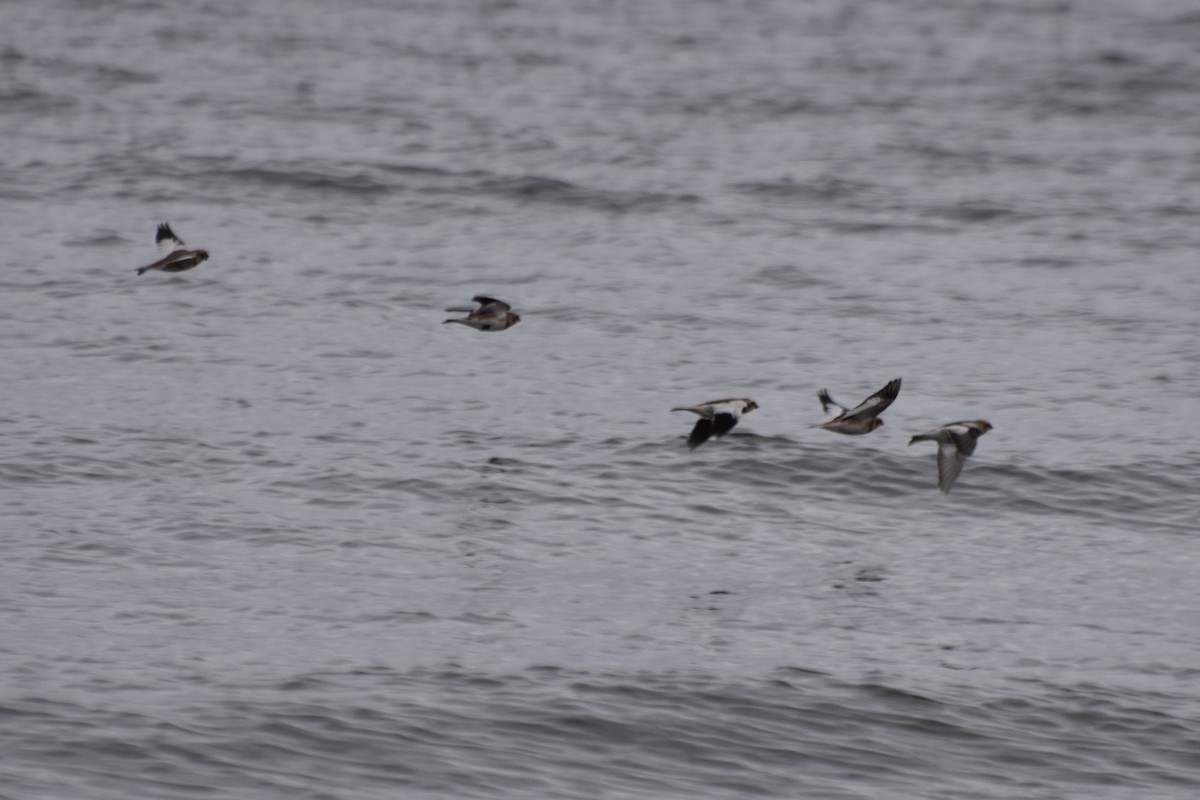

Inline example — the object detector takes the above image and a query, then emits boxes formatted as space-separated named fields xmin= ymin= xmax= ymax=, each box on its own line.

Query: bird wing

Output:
xmin=936 ymin=440 xmax=968 ymax=493
xmin=710 ymin=411 xmax=740 ymax=438
xmin=686 ymin=417 xmax=716 ymax=450
xmin=817 ymin=389 xmax=848 ymax=416
xmin=948 ymin=427 xmax=980 ymax=459
xmin=155 ymin=222 xmax=187 ymax=254
xmin=683 ymin=400 xmax=745 ymax=449
xmin=844 ymin=378 xmax=901 ymax=421
xmin=471 ymin=296 xmax=511 ymax=313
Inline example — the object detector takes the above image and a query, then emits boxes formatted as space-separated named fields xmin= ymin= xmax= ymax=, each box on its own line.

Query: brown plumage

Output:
xmin=443 ymin=296 xmax=521 ymax=332
xmin=812 ymin=378 xmax=901 ymax=435
xmin=135 ymin=223 xmax=209 ymax=276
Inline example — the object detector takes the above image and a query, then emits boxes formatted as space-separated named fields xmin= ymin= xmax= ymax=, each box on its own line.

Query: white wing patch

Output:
xmin=844 ymin=378 xmax=901 ymax=421
xmin=155 ymin=223 xmax=187 ymax=254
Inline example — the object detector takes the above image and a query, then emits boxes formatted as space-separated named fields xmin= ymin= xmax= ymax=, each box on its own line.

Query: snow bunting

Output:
xmin=812 ymin=378 xmax=901 ymax=435
xmin=135 ymin=223 xmax=209 ymax=276
xmin=671 ymin=398 xmax=758 ymax=450
xmin=443 ymin=296 xmax=521 ymax=332
xmin=909 ymin=420 xmax=993 ymax=493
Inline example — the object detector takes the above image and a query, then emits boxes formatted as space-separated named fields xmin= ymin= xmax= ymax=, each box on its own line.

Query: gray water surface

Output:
xmin=2 ymin=1 xmax=1200 ymax=798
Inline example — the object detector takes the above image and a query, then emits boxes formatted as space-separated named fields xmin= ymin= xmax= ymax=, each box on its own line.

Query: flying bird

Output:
xmin=909 ymin=420 xmax=993 ymax=493
xmin=135 ymin=223 xmax=209 ymax=276
xmin=443 ymin=296 xmax=521 ymax=332
xmin=812 ymin=378 xmax=901 ymax=435
xmin=671 ymin=398 xmax=758 ymax=450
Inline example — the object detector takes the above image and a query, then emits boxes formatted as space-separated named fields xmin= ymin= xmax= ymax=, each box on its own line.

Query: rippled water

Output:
xmin=3 ymin=1 xmax=1200 ymax=797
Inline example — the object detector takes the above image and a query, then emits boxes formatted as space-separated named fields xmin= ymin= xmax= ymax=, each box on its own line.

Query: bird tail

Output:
xmin=908 ymin=434 xmax=931 ymax=446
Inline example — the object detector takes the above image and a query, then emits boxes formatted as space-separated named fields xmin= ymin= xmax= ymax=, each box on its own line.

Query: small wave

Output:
xmin=0 ymin=87 xmax=76 ymax=115
xmin=581 ymin=435 xmax=1200 ymax=536
xmin=476 ymin=174 xmax=700 ymax=213
xmin=62 ymin=233 xmax=128 ymax=248
xmin=731 ymin=176 xmax=873 ymax=203
xmin=11 ymin=666 xmax=1193 ymax=799
xmin=749 ymin=263 xmax=832 ymax=289
xmin=925 ymin=201 xmax=1025 ymax=224
xmin=217 ymin=166 xmax=392 ymax=196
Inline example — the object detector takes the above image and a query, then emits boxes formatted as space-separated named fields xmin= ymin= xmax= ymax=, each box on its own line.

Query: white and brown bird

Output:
xmin=671 ymin=398 xmax=758 ymax=450
xmin=812 ymin=378 xmax=901 ymax=435
xmin=443 ymin=296 xmax=521 ymax=332
xmin=135 ymin=223 xmax=209 ymax=276
xmin=909 ymin=420 xmax=993 ymax=493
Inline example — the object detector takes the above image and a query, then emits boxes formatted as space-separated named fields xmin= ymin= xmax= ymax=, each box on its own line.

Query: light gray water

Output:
xmin=2 ymin=1 xmax=1199 ymax=798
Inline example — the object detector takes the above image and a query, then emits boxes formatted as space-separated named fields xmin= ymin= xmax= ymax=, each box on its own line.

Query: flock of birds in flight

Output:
xmin=135 ymin=223 xmax=993 ymax=493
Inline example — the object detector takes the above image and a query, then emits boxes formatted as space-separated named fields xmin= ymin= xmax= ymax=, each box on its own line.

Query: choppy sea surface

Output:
xmin=3 ymin=1 xmax=1200 ymax=797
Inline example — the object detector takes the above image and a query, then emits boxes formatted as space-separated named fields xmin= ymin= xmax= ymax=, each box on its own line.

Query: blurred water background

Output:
xmin=2 ymin=0 xmax=1199 ymax=797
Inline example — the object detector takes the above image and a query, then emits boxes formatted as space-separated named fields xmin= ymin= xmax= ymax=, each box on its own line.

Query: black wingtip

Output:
xmin=685 ymin=418 xmax=714 ymax=450
xmin=155 ymin=222 xmax=175 ymax=243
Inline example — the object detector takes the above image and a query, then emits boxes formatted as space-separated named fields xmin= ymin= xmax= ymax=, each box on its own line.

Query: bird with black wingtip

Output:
xmin=443 ymin=296 xmax=521 ymax=332
xmin=135 ymin=223 xmax=209 ymax=276
xmin=671 ymin=398 xmax=759 ymax=450
xmin=811 ymin=378 xmax=901 ymax=435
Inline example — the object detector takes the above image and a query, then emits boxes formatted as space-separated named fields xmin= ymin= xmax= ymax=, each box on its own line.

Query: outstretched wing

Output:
xmin=844 ymin=378 xmax=901 ymax=421
xmin=471 ymin=295 xmax=511 ymax=313
xmin=817 ymin=389 xmax=848 ymax=416
xmin=686 ymin=417 xmax=716 ymax=450
xmin=687 ymin=412 xmax=740 ymax=449
xmin=936 ymin=440 xmax=968 ymax=493
xmin=156 ymin=222 xmax=186 ymax=253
